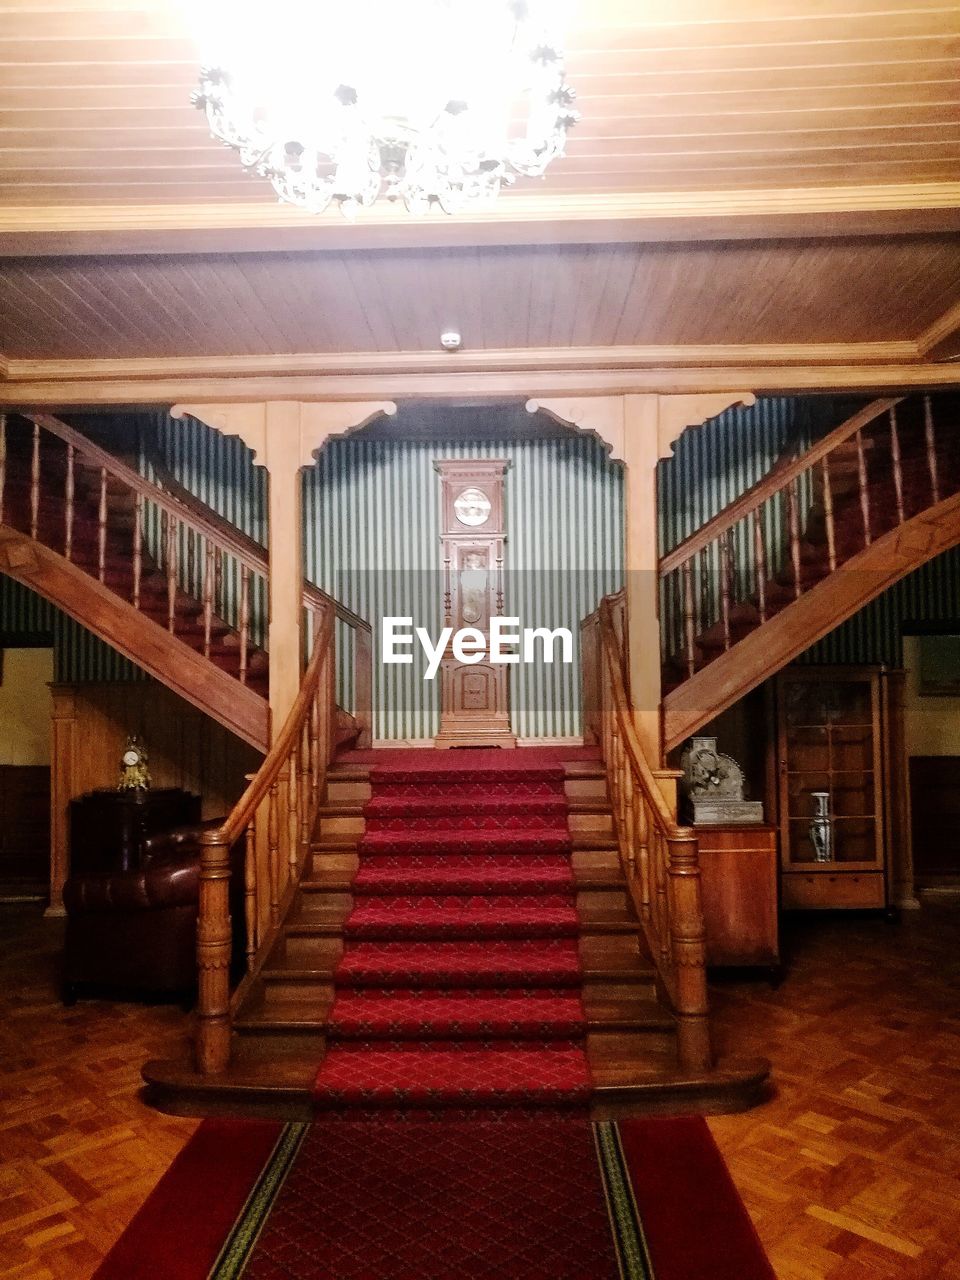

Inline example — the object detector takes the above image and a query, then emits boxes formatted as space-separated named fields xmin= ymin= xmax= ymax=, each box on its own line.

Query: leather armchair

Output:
xmin=62 ymin=819 xmax=245 ymax=1003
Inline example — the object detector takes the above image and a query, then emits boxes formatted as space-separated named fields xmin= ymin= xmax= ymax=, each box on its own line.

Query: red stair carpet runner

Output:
xmin=313 ymin=749 xmax=593 ymax=1107
xmin=94 ymin=1113 xmax=776 ymax=1280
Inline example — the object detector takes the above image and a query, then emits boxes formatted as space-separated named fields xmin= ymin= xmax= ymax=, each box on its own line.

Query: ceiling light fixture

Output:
xmin=191 ymin=0 xmax=578 ymax=218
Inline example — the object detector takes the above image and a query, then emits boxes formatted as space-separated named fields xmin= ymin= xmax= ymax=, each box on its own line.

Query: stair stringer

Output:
xmin=664 ymin=485 xmax=960 ymax=751
xmin=0 ymin=524 xmax=269 ymax=751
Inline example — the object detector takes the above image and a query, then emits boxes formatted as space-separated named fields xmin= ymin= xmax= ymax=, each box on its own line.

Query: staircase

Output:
xmin=659 ymin=393 xmax=960 ymax=749
xmin=0 ymin=412 xmax=371 ymax=753
xmin=144 ymin=746 xmax=768 ymax=1116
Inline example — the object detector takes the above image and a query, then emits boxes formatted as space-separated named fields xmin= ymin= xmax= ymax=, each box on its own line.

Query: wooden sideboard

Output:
xmin=695 ymin=823 xmax=779 ymax=969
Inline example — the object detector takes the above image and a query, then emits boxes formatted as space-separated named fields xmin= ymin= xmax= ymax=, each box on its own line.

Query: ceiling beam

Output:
xmin=2 ymin=183 xmax=959 ymax=257
xmin=3 ymin=361 xmax=960 ymax=408
xmin=917 ymin=299 xmax=960 ymax=363
xmin=2 ymin=342 xmax=921 ymax=385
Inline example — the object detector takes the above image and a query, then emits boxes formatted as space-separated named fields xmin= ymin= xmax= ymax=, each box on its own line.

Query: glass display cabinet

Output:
xmin=776 ymin=667 xmax=887 ymax=909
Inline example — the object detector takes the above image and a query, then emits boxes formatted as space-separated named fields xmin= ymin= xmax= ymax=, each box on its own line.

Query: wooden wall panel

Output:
xmin=48 ymin=679 xmax=262 ymax=908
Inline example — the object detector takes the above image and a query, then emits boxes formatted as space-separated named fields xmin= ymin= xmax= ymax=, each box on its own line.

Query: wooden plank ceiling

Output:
xmin=0 ymin=0 xmax=957 ymax=203
xmin=0 ymin=0 xmax=957 ymax=377
xmin=1 ymin=237 xmax=959 ymax=359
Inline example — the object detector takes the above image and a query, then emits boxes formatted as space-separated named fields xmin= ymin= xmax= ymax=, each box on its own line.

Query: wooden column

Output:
xmin=46 ymin=685 xmax=77 ymax=917
xmin=622 ymin=395 xmax=663 ymax=762
xmin=265 ymin=403 xmax=304 ymax=729
xmin=170 ymin=399 xmax=396 ymax=739
xmin=529 ymin=391 xmax=753 ymax=768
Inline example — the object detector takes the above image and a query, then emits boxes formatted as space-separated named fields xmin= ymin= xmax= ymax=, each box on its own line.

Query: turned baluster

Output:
xmin=622 ymin=765 xmax=636 ymax=883
xmin=97 ymin=467 xmax=108 ymax=582
xmin=821 ymin=456 xmax=837 ymax=573
xmin=64 ymin=445 xmax=75 ymax=561
xmin=751 ymin=507 xmax=768 ymax=622
xmin=298 ymin=720 xmax=311 ymax=869
xmin=202 ymin=543 xmax=215 ymax=659
xmin=924 ymin=395 xmax=940 ymax=504
xmin=287 ymin=750 xmax=299 ymax=883
xmin=856 ymin=428 xmax=871 ymax=546
xmin=30 ymin=424 xmax=41 ymax=540
xmin=666 ymin=829 xmax=711 ymax=1072
xmin=720 ymin=532 xmax=732 ymax=650
xmin=267 ymin=780 xmax=280 ymax=927
xmin=654 ymin=831 xmax=670 ymax=972
xmin=310 ymin=696 xmax=322 ymax=813
xmin=889 ymin=405 xmax=904 ymax=525
xmin=239 ymin=566 xmax=251 ymax=685
xmin=681 ymin=560 xmax=696 ymax=678
xmin=786 ymin=477 xmax=802 ymax=600
xmin=636 ymin=799 xmax=651 ymax=920
xmin=196 ymin=829 xmax=233 ymax=1075
xmin=244 ymin=818 xmax=257 ymax=973
xmin=166 ymin=515 xmax=178 ymax=632
xmin=132 ymin=493 xmax=143 ymax=610
xmin=0 ymin=414 xmax=6 ymax=525
xmin=214 ymin=546 xmax=223 ymax=621
xmin=698 ymin=546 xmax=711 ymax=633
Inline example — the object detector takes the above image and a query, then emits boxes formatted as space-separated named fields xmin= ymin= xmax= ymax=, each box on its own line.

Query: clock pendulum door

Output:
xmin=434 ymin=460 xmax=516 ymax=748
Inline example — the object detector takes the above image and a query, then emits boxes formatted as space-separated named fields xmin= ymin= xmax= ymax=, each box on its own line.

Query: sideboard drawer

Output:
xmin=781 ymin=870 xmax=885 ymax=910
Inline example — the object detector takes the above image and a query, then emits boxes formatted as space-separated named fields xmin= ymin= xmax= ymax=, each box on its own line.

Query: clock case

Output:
xmin=434 ymin=459 xmax=516 ymax=748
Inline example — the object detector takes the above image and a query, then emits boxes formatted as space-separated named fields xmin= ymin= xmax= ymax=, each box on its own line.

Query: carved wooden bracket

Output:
xmin=170 ymin=400 xmax=398 ymax=471
xmin=526 ymin=392 xmax=755 ymax=464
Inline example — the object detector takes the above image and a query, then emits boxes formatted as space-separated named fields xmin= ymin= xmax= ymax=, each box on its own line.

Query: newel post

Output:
xmin=666 ymin=827 xmax=711 ymax=1073
xmin=196 ymin=829 xmax=233 ymax=1075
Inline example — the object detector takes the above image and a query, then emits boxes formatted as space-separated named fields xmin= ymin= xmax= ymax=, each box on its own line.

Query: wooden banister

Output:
xmin=14 ymin=412 xmax=373 ymax=745
xmin=660 ymin=398 xmax=900 ymax=575
xmin=196 ymin=607 xmax=337 ymax=1075
xmin=143 ymin=438 xmax=370 ymax=634
xmin=586 ymin=592 xmax=711 ymax=1072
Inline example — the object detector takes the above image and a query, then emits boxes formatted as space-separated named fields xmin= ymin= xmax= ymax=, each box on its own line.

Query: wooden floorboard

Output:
xmin=2 ymin=901 xmax=960 ymax=1278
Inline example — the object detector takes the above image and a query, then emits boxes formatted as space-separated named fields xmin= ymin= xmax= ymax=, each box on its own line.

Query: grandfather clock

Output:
xmin=434 ymin=460 xmax=516 ymax=748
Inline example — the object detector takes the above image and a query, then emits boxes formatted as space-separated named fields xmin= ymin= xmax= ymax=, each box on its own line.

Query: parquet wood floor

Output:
xmin=709 ymin=903 xmax=960 ymax=1280
xmin=0 ymin=907 xmax=196 ymax=1280
xmin=1 ymin=901 xmax=958 ymax=1279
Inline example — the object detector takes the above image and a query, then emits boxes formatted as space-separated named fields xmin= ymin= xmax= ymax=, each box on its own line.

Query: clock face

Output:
xmin=454 ymin=487 xmax=491 ymax=527
xmin=122 ymin=749 xmax=141 ymax=767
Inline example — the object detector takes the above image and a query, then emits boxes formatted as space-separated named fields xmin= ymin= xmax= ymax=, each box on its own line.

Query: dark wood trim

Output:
xmin=0 ymin=527 xmax=268 ymax=751
xmin=664 ymin=486 xmax=960 ymax=750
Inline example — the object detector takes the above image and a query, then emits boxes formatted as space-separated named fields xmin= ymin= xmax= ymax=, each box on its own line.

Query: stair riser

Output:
xmin=568 ymin=812 xmax=613 ymax=839
xmin=326 ymin=780 xmax=372 ymax=804
xmin=564 ymin=778 xmax=608 ymax=803
xmin=259 ymin=979 xmax=334 ymax=1008
xmin=282 ymin=936 xmax=344 ymax=966
xmin=317 ymin=814 xmax=364 ymax=840
xmin=294 ymin=887 xmax=626 ymax=919
xmin=587 ymin=1029 xmax=677 ymax=1058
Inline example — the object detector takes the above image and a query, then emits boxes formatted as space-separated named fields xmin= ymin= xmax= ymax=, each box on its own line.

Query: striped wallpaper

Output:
xmin=303 ymin=435 xmax=625 ymax=740
xmin=2 ymin=396 xmax=958 ymax=722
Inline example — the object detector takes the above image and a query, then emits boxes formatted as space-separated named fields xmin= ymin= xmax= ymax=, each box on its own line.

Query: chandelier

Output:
xmin=191 ymin=0 xmax=578 ymax=217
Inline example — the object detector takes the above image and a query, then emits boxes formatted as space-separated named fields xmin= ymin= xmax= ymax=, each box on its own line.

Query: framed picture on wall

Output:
xmin=917 ymin=633 xmax=960 ymax=697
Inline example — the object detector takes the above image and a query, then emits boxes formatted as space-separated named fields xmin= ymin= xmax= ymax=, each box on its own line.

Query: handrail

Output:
xmin=220 ymin=606 xmax=333 ymax=848
xmin=143 ymin=442 xmax=371 ymax=635
xmin=588 ymin=591 xmax=711 ymax=1073
xmin=27 ymin=412 xmax=268 ymax=578
xmin=598 ymin=598 xmax=677 ymax=837
xmin=660 ymin=398 xmax=900 ymax=575
xmin=17 ymin=412 xmax=372 ymax=744
xmin=195 ymin=605 xmax=338 ymax=1075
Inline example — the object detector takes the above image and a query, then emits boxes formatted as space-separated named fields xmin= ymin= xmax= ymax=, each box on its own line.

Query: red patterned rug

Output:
xmin=94 ymin=1113 xmax=775 ymax=1280
xmin=314 ymin=753 xmax=592 ymax=1107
